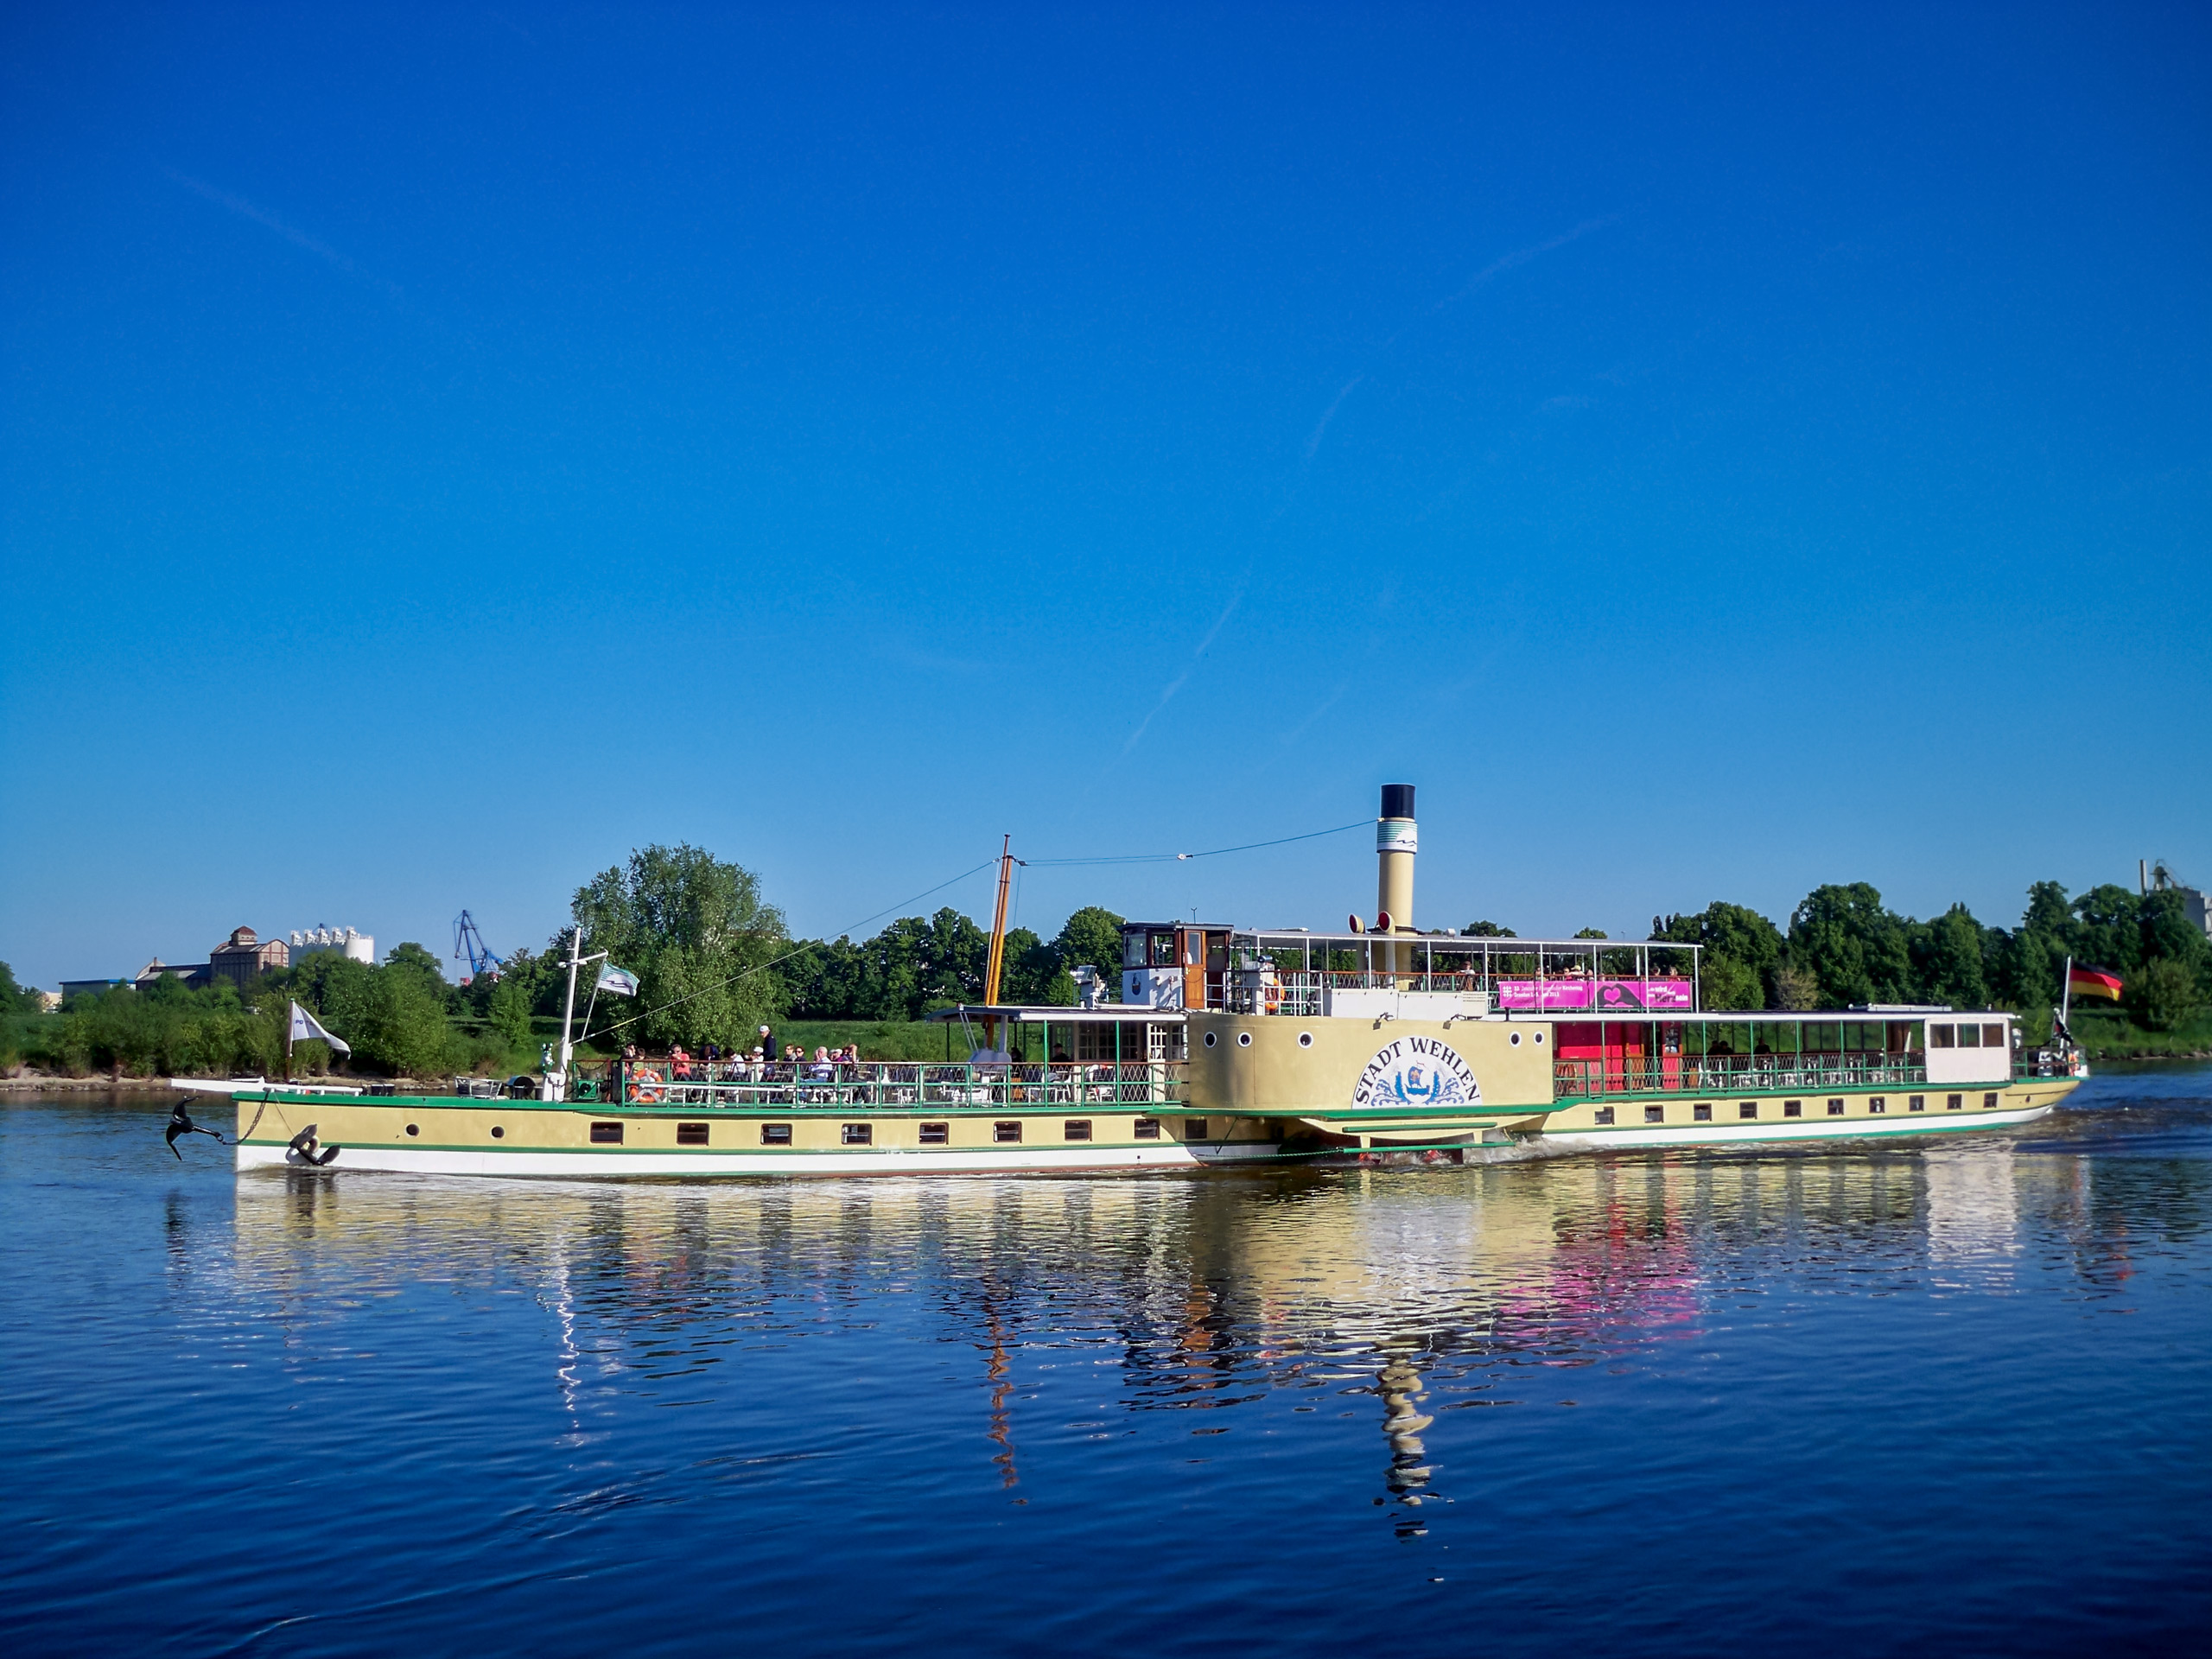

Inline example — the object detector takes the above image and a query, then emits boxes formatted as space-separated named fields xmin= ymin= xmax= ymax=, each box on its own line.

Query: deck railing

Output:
xmin=597 ymin=1060 xmax=1183 ymax=1111
xmin=1553 ymin=1057 xmax=1933 ymax=1099
xmin=1221 ymin=969 xmax=1696 ymax=1017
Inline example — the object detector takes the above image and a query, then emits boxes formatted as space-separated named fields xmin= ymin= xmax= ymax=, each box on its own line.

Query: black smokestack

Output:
xmin=1380 ymin=783 xmax=1414 ymax=821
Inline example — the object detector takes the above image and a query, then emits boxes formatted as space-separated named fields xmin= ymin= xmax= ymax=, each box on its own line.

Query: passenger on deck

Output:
xmin=671 ymin=1045 xmax=693 ymax=1081
xmin=757 ymin=1025 xmax=775 ymax=1065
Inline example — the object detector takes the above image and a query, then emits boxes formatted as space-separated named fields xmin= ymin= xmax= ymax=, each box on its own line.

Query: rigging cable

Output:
xmin=1023 ymin=817 xmax=1371 ymax=868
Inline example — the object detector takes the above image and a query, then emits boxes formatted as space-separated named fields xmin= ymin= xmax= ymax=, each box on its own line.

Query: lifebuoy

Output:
xmin=634 ymin=1084 xmax=663 ymax=1103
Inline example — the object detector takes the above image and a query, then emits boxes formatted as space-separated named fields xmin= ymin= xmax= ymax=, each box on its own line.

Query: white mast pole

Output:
xmin=556 ymin=925 xmax=583 ymax=1101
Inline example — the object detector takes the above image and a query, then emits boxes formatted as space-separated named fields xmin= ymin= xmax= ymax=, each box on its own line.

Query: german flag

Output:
xmin=2069 ymin=963 xmax=2125 ymax=1002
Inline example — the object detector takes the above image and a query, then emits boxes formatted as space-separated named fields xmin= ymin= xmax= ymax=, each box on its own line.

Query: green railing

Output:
xmin=1554 ymin=1058 xmax=1931 ymax=1099
xmin=603 ymin=1060 xmax=1182 ymax=1111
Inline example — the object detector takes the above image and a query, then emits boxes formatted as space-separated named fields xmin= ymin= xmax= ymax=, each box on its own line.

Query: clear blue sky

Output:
xmin=3 ymin=4 xmax=2207 ymax=988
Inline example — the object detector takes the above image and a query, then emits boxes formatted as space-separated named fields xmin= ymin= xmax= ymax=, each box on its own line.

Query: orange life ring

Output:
xmin=635 ymin=1084 xmax=663 ymax=1103
xmin=632 ymin=1065 xmax=664 ymax=1104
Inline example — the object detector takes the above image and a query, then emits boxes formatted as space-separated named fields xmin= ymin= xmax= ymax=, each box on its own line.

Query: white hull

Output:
xmin=1537 ymin=1100 xmax=2055 ymax=1151
xmin=235 ymin=1140 xmax=1276 ymax=1179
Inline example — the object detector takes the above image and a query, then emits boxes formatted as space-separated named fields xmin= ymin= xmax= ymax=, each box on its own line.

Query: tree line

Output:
xmin=4 ymin=845 xmax=2203 ymax=1077
xmin=1646 ymin=879 xmax=2209 ymax=1033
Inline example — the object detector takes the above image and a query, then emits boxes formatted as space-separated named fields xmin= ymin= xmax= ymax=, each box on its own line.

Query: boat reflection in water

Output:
xmin=229 ymin=1136 xmax=2145 ymax=1531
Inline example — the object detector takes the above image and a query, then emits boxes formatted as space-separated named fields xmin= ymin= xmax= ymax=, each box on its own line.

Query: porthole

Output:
xmin=405 ymin=1123 xmax=420 ymax=1137
xmin=1203 ymin=1031 xmax=1218 ymax=1048
xmin=1535 ymin=1031 xmax=1544 ymax=1045
xmin=1297 ymin=1032 xmax=1313 ymax=1049
xmin=1236 ymin=1031 xmax=1252 ymax=1048
xmin=490 ymin=1125 xmax=505 ymax=1139
xmin=1510 ymin=1031 xmax=1522 ymax=1046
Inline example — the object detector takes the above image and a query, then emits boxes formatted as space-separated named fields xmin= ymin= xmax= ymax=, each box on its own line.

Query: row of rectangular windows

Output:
xmin=589 ymin=1117 xmax=1205 ymax=1147
xmin=1591 ymin=1093 xmax=1999 ymax=1126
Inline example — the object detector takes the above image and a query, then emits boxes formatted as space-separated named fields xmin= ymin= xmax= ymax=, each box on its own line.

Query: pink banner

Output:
xmin=1494 ymin=977 xmax=1694 ymax=1013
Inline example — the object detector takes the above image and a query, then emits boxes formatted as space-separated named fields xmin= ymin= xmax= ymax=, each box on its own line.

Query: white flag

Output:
xmin=289 ymin=1000 xmax=352 ymax=1055
xmin=595 ymin=964 xmax=639 ymax=998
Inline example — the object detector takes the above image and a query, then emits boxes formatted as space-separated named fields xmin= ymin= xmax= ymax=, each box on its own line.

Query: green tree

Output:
xmin=1573 ymin=927 xmax=1608 ymax=940
xmin=1053 ymin=906 xmax=1127 ymax=995
xmin=1787 ymin=883 xmax=1912 ymax=1007
xmin=2071 ymin=885 xmax=2142 ymax=975
xmin=2125 ymin=957 xmax=2198 ymax=1032
xmin=570 ymin=843 xmax=787 ymax=1049
xmin=0 ymin=960 xmax=44 ymax=1014
xmin=1700 ymin=956 xmax=1764 ymax=1011
xmin=1911 ymin=904 xmax=1991 ymax=1009
xmin=486 ymin=974 xmax=533 ymax=1051
xmin=1657 ymin=901 xmax=1784 ymax=1008
xmin=1461 ymin=920 xmax=1517 ymax=938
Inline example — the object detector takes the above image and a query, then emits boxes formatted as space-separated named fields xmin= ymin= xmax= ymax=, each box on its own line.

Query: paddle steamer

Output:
xmin=205 ymin=786 xmax=2082 ymax=1176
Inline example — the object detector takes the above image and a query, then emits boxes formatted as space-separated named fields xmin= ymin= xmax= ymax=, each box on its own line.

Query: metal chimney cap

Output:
xmin=1380 ymin=783 xmax=1415 ymax=821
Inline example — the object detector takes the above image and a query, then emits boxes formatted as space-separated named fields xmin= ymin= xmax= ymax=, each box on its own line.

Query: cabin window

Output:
xmin=1064 ymin=1120 xmax=1092 ymax=1141
xmin=842 ymin=1123 xmax=872 ymax=1146
xmin=1510 ymin=1031 xmax=1522 ymax=1046
xmin=1909 ymin=1095 xmax=1925 ymax=1112
xmin=1947 ymin=1095 xmax=1963 ymax=1111
xmin=406 ymin=1123 xmax=420 ymax=1137
xmin=490 ymin=1126 xmax=505 ymax=1139
xmin=1870 ymin=1097 xmax=1886 ymax=1114
xmin=1982 ymin=1023 xmax=2005 ymax=1046
xmin=1783 ymin=1100 xmax=1802 ymax=1118
xmin=1185 ymin=1118 xmax=1210 ymax=1140
xmin=1297 ymin=1032 xmax=1313 ymax=1048
xmin=1983 ymin=1093 xmax=1999 ymax=1109
xmin=1594 ymin=1107 xmax=1615 ymax=1125
xmin=761 ymin=1122 xmax=792 ymax=1145
xmin=677 ymin=1122 xmax=709 ymax=1146
xmin=1931 ymin=1025 xmax=1955 ymax=1048
xmin=1739 ymin=1103 xmax=1758 ymax=1119
xmin=590 ymin=1122 xmax=623 ymax=1144
xmin=1535 ymin=1032 xmax=1545 ymax=1045
xmin=1827 ymin=1099 xmax=1845 ymax=1116
xmin=1694 ymin=1103 xmax=1713 ymax=1122
xmin=994 ymin=1121 xmax=1023 ymax=1143
xmin=919 ymin=1122 xmax=949 ymax=1144
xmin=1124 ymin=932 xmax=1147 ymax=968
xmin=1236 ymin=1031 xmax=1253 ymax=1047
xmin=1134 ymin=1118 xmax=1161 ymax=1140
xmin=1149 ymin=931 xmax=1177 ymax=968
xmin=1203 ymin=1031 xmax=1217 ymax=1048
xmin=1643 ymin=1106 xmax=1663 ymax=1123
xmin=1957 ymin=1024 xmax=1980 ymax=1048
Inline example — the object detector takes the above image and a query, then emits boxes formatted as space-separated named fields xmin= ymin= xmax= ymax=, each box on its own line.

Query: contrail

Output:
xmin=1122 ymin=584 xmax=1246 ymax=754
xmin=1302 ymin=214 xmax=1617 ymax=464
xmin=165 ymin=168 xmax=402 ymax=298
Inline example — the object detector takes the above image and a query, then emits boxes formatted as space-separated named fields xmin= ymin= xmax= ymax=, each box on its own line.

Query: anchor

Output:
xmin=164 ymin=1103 xmax=225 ymax=1159
xmin=286 ymin=1124 xmax=341 ymax=1167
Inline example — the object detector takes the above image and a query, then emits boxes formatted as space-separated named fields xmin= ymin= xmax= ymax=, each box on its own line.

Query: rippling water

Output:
xmin=5 ymin=1068 xmax=2209 ymax=1655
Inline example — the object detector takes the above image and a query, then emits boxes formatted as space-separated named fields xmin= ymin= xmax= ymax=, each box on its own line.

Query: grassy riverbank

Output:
xmin=2071 ymin=1010 xmax=2212 ymax=1061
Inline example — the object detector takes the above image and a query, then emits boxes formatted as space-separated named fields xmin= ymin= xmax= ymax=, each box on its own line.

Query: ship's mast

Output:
xmin=983 ymin=835 xmax=1014 ymax=1050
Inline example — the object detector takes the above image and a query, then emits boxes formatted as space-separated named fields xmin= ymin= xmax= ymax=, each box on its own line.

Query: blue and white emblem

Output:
xmin=1351 ymin=1035 xmax=1481 ymax=1111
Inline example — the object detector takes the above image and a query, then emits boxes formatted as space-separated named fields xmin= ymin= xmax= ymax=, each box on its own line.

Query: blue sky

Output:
xmin=3 ymin=3 xmax=2207 ymax=987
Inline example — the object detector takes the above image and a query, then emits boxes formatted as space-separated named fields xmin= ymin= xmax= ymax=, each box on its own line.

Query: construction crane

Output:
xmin=453 ymin=911 xmax=506 ymax=983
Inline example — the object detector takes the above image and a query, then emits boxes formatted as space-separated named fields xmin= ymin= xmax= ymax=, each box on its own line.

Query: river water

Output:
xmin=4 ymin=1068 xmax=2208 ymax=1655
